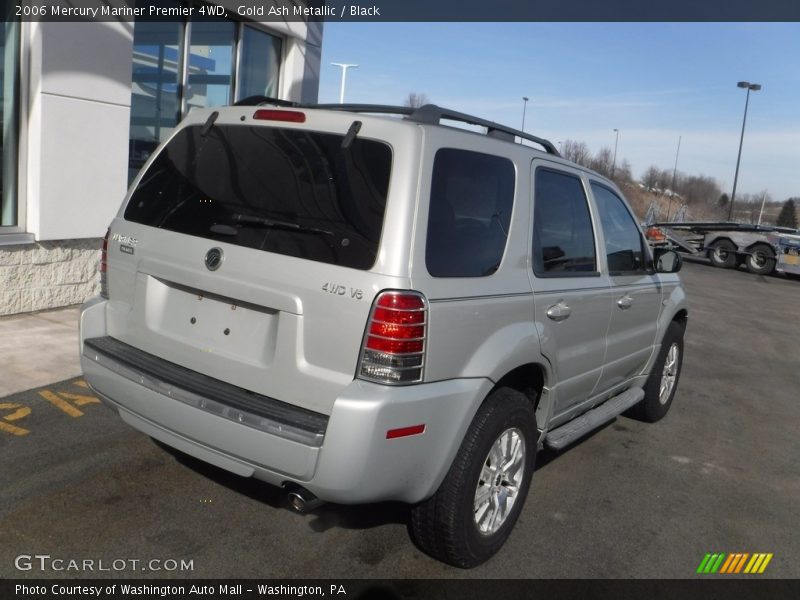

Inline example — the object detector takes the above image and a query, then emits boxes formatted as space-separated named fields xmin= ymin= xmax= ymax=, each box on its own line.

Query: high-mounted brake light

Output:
xmin=358 ymin=291 xmax=427 ymax=385
xmin=253 ymin=109 xmax=306 ymax=123
xmin=99 ymin=229 xmax=109 ymax=299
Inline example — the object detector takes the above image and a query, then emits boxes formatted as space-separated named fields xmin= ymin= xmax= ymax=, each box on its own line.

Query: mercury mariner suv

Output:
xmin=80 ymin=100 xmax=687 ymax=568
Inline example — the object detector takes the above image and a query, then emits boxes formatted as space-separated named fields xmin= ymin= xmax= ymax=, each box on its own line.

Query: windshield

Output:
xmin=124 ymin=123 xmax=392 ymax=270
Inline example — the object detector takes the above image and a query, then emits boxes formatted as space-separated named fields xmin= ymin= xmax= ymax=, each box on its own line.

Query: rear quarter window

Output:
xmin=425 ymin=148 xmax=515 ymax=277
xmin=124 ymin=124 xmax=392 ymax=270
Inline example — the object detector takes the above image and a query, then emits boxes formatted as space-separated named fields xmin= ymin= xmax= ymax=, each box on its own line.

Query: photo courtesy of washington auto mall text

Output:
xmin=13 ymin=583 xmax=350 ymax=598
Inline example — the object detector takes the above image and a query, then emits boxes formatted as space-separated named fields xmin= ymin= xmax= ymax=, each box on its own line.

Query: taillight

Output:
xmin=646 ymin=226 xmax=666 ymax=242
xmin=100 ymin=229 xmax=109 ymax=298
xmin=358 ymin=291 xmax=427 ymax=385
xmin=253 ymin=109 xmax=306 ymax=123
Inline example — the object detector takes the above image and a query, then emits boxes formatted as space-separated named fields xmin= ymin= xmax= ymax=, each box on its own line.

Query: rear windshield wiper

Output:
xmin=231 ymin=213 xmax=334 ymax=236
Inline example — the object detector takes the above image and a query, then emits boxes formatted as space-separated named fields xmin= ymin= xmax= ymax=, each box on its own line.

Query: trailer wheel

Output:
xmin=746 ymin=244 xmax=776 ymax=275
xmin=708 ymin=240 xmax=737 ymax=269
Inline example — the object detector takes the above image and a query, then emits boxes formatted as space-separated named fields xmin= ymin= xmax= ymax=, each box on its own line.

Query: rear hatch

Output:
xmin=103 ymin=108 xmax=416 ymax=415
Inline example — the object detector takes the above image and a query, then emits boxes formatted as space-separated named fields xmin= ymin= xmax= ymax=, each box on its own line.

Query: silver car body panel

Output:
xmin=81 ymin=105 xmax=688 ymax=504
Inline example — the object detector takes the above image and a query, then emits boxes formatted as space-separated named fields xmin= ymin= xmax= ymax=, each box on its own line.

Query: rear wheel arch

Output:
xmin=707 ymin=235 xmax=737 ymax=250
xmin=745 ymin=241 xmax=776 ymax=257
xmin=492 ymin=363 xmax=546 ymax=411
xmin=672 ymin=309 xmax=688 ymax=331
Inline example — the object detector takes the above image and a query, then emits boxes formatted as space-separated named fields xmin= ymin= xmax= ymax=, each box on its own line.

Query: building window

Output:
xmin=185 ymin=19 xmax=235 ymax=113
xmin=1 ymin=16 xmax=20 ymax=228
xmin=128 ymin=14 xmax=283 ymax=180
xmin=129 ymin=20 xmax=183 ymax=180
xmin=237 ymin=25 xmax=282 ymax=101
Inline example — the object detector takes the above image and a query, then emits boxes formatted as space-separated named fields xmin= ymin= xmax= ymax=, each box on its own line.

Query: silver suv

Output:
xmin=80 ymin=101 xmax=687 ymax=568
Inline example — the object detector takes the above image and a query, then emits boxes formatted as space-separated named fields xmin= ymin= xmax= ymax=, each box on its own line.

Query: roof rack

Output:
xmin=231 ymin=99 xmax=560 ymax=156
xmin=307 ymin=103 xmax=561 ymax=156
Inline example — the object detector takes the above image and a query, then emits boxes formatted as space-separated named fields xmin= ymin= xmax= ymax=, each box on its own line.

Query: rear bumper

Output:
xmin=80 ymin=298 xmax=491 ymax=504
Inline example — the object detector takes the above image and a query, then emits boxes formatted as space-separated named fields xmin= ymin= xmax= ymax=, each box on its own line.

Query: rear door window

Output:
xmin=125 ymin=124 xmax=392 ymax=270
xmin=426 ymin=149 xmax=515 ymax=277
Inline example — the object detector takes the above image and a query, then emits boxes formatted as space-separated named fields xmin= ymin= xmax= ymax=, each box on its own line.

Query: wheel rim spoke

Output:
xmin=474 ymin=484 xmax=492 ymax=508
xmin=473 ymin=427 xmax=526 ymax=535
xmin=659 ymin=343 xmax=679 ymax=404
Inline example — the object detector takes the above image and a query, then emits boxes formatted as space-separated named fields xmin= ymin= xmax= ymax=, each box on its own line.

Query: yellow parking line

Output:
xmin=0 ymin=402 xmax=31 ymax=436
xmin=0 ymin=421 xmax=29 ymax=436
xmin=39 ymin=390 xmax=83 ymax=417
xmin=74 ymin=380 xmax=89 ymax=389
xmin=58 ymin=392 xmax=100 ymax=407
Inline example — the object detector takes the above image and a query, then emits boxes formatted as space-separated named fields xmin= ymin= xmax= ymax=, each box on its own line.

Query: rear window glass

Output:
xmin=426 ymin=149 xmax=515 ymax=277
xmin=124 ymin=124 xmax=392 ymax=270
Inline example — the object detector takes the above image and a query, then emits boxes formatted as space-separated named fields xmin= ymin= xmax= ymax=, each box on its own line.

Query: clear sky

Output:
xmin=319 ymin=22 xmax=800 ymax=202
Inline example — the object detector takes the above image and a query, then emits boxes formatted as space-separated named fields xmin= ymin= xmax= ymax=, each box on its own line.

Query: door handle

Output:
xmin=617 ymin=294 xmax=634 ymax=310
xmin=546 ymin=301 xmax=571 ymax=321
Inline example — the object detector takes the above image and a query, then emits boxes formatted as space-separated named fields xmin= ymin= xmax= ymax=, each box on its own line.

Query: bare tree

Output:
xmin=642 ymin=165 xmax=661 ymax=191
xmin=589 ymin=147 xmax=614 ymax=178
xmin=403 ymin=92 xmax=430 ymax=108
xmin=561 ymin=139 xmax=592 ymax=167
xmin=613 ymin=159 xmax=633 ymax=185
xmin=678 ymin=174 xmax=721 ymax=206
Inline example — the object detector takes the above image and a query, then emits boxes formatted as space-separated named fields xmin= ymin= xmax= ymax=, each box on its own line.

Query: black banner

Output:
xmin=3 ymin=579 xmax=800 ymax=600
xmin=6 ymin=0 xmax=800 ymax=22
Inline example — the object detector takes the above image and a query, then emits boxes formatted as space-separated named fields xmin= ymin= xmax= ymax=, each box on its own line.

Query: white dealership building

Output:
xmin=0 ymin=1 xmax=322 ymax=315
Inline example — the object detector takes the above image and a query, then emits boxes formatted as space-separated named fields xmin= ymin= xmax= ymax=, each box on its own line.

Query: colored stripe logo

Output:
xmin=696 ymin=552 xmax=773 ymax=574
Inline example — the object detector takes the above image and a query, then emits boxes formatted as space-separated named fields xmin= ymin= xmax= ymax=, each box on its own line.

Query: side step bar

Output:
xmin=545 ymin=387 xmax=645 ymax=450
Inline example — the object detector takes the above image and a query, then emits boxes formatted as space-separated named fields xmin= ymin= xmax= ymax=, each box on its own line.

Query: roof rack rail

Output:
xmin=306 ymin=103 xmax=560 ymax=156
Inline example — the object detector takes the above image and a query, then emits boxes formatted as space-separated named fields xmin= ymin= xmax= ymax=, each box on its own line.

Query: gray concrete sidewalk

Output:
xmin=0 ymin=306 xmax=82 ymax=398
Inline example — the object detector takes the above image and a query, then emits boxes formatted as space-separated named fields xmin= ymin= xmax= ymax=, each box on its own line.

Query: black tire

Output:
xmin=627 ymin=321 xmax=684 ymax=423
xmin=708 ymin=239 xmax=737 ymax=268
xmin=409 ymin=387 xmax=537 ymax=568
xmin=745 ymin=244 xmax=776 ymax=275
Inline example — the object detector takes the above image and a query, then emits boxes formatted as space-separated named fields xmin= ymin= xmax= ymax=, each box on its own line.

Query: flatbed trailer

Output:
xmin=646 ymin=222 xmax=800 ymax=276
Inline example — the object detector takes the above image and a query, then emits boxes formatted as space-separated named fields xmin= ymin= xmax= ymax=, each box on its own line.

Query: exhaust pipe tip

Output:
xmin=287 ymin=487 xmax=323 ymax=513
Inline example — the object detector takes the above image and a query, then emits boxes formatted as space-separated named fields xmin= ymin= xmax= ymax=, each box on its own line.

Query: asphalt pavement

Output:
xmin=1 ymin=260 xmax=798 ymax=579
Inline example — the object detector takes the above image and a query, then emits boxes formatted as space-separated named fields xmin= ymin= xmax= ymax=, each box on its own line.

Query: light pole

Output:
xmin=666 ymin=135 xmax=682 ymax=221
xmin=728 ymin=81 xmax=761 ymax=221
xmin=521 ymin=97 xmax=529 ymax=132
xmin=331 ymin=63 xmax=358 ymax=104
xmin=757 ymin=190 xmax=768 ymax=226
xmin=612 ymin=128 xmax=619 ymax=177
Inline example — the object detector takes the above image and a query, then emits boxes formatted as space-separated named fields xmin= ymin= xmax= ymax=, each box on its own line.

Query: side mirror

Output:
xmin=654 ymin=248 xmax=682 ymax=273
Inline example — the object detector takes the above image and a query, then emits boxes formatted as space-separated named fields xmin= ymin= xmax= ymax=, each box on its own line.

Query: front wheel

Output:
xmin=627 ymin=321 xmax=684 ymax=423
xmin=409 ymin=387 xmax=537 ymax=568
